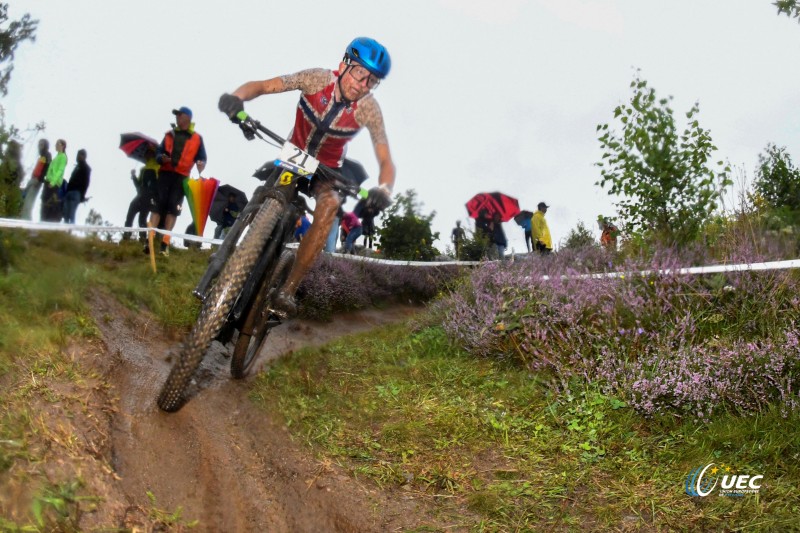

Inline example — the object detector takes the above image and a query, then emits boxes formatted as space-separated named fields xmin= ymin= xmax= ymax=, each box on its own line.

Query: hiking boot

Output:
xmin=271 ymin=290 xmax=297 ymax=317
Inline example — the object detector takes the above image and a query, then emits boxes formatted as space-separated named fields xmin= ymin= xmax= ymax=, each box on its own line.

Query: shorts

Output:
xmin=151 ymin=170 xmax=185 ymax=216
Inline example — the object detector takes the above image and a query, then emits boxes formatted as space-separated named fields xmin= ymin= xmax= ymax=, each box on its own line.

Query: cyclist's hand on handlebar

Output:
xmin=364 ymin=184 xmax=392 ymax=212
xmin=218 ymin=93 xmax=244 ymax=120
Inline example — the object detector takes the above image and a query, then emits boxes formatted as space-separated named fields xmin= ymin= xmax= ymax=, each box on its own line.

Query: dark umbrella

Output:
xmin=210 ymin=184 xmax=249 ymax=224
xmin=119 ymin=132 xmax=159 ymax=164
xmin=465 ymin=192 xmax=521 ymax=223
xmin=513 ymin=210 xmax=534 ymax=226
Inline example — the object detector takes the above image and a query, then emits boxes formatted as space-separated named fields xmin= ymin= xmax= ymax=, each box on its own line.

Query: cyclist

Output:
xmin=218 ymin=37 xmax=396 ymax=315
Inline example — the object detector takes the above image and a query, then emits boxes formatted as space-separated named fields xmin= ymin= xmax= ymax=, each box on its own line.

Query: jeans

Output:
xmin=325 ymin=216 xmax=340 ymax=253
xmin=62 ymin=190 xmax=81 ymax=224
xmin=21 ymin=180 xmax=42 ymax=220
xmin=495 ymin=244 xmax=506 ymax=260
xmin=344 ymin=226 xmax=363 ymax=254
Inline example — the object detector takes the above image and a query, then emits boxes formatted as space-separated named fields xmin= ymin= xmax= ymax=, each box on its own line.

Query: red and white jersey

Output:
xmin=281 ymin=69 xmax=388 ymax=169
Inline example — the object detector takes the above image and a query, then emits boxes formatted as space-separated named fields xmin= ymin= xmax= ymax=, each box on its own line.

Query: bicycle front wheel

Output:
xmin=157 ymin=197 xmax=285 ymax=412
xmin=230 ymin=249 xmax=295 ymax=379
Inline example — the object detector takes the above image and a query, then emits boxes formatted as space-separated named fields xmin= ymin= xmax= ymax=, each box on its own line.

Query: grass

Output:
xmin=251 ymin=321 xmax=800 ymax=532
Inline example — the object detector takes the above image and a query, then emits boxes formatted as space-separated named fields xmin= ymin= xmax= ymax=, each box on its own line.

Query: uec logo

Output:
xmin=685 ymin=463 xmax=763 ymax=497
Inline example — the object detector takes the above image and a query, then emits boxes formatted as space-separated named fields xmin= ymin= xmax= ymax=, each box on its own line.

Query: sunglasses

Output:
xmin=347 ymin=63 xmax=381 ymax=89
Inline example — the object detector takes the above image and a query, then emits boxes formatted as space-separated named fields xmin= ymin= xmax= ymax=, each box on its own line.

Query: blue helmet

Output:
xmin=345 ymin=37 xmax=391 ymax=79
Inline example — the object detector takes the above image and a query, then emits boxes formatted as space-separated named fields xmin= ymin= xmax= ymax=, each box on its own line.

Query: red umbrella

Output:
xmin=119 ymin=132 xmax=159 ymax=164
xmin=466 ymin=192 xmax=521 ymax=223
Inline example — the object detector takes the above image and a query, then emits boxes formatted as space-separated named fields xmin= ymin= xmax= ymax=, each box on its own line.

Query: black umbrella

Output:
xmin=210 ymin=184 xmax=248 ymax=224
xmin=119 ymin=132 xmax=158 ymax=164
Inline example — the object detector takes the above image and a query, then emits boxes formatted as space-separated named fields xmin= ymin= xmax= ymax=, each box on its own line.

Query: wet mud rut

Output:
xmin=92 ymin=295 xmax=429 ymax=532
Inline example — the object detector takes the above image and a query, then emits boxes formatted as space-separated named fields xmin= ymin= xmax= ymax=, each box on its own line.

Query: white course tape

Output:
xmin=2 ymin=218 xmax=799 ymax=274
xmin=0 ymin=217 xmax=223 ymax=245
xmin=537 ymin=259 xmax=800 ymax=280
xmin=0 ymin=217 xmax=471 ymax=267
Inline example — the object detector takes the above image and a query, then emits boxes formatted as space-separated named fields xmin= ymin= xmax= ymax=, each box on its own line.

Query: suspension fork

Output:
xmin=193 ymin=184 xmax=271 ymax=300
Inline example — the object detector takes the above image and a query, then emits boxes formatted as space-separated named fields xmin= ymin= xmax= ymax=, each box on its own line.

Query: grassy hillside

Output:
xmin=253 ymin=320 xmax=800 ymax=532
xmin=253 ymin=249 xmax=800 ymax=531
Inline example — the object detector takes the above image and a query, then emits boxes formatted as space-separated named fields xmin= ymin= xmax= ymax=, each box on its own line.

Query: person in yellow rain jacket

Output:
xmin=532 ymin=201 xmax=552 ymax=254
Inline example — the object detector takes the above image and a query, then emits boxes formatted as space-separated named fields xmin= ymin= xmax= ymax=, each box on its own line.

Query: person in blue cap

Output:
xmin=145 ymin=106 xmax=207 ymax=256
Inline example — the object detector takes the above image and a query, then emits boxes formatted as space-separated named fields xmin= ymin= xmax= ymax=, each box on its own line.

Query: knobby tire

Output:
xmin=156 ymin=198 xmax=285 ymax=412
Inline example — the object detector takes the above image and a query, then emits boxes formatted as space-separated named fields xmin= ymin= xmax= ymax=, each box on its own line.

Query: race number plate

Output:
xmin=277 ymin=142 xmax=320 ymax=176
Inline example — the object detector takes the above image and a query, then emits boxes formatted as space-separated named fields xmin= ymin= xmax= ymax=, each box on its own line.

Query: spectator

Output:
xmin=340 ymin=211 xmax=363 ymax=254
xmin=41 ymin=139 xmax=67 ymax=222
xmin=490 ymin=212 xmax=507 ymax=260
xmin=0 ymin=140 xmax=24 ymax=217
xmin=21 ymin=139 xmax=50 ymax=220
xmin=295 ymin=214 xmax=311 ymax=241
xmin=519 ymin=216 xmax=533 ymax=253
xmin=352 ymin=197 xmax=378 ymax=249
xmin=219 ymin=192 xmax=241 ymax=239
xmin=325 ymin=206 xmax=344 ymax=253
xmin=360 ymin=208 xmax=377 ymax=249
xmin=184 ymin=222 xmax=202 ymax=250
xmin=475 ymin=209 xmax=493 ymax=258
xmin=598 ymin=216 xmax=619 ymax=251
xmin=532 ymin=201 xmax=553 ymax=255
xmin=451 ymin=220 xmax=466 ymax=259
xmin=475 ymin=209 xmax=491 ymax=240
xmin=62 ymin=149 xmax=91 ymax=224
xmin=124 ymin=148 xmax=159 ymax=241
xmin=146 ymin=106 xmax=207 ymax=256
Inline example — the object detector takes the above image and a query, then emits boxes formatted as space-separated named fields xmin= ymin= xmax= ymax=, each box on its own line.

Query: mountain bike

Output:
xmin=156 ymin=113 xmax=366 ymax=412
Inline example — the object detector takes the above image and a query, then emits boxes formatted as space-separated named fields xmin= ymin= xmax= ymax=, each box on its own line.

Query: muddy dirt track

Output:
xmin=90 ymin=295 xmax=442 ymax=532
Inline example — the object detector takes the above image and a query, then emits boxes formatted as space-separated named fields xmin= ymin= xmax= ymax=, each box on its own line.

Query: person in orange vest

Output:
xmin=146 ymin=106 xmax=207 ymax=256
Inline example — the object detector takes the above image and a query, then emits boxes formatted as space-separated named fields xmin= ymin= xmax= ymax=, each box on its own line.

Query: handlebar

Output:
xmin=232 ymin=111 xmax=365 ymax=200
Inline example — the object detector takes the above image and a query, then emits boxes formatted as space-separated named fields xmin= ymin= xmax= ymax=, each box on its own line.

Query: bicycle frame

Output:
xmin=192 ymin=115 xmax=364 ymax=322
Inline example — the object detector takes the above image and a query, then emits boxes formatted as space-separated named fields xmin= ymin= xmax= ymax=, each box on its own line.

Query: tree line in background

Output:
xmin=582 ymin=66 xmax=800 ymax=260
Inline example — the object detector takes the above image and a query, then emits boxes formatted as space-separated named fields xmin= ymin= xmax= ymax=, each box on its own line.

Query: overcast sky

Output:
xmin=4 ymin=1 xmax=800 ymax=253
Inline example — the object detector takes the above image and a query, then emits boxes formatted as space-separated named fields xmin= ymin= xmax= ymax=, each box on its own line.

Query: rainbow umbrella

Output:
xmin=182 ymin=176 xmax=219 ymax=237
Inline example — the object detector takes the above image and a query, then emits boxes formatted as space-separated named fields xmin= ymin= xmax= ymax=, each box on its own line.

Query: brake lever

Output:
xmin=239 ymin=121 xmax=256 ymax=141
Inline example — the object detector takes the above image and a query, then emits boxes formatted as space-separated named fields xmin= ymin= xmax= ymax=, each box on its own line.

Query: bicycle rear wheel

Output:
xmin=230 ymin=249 xmax=295 ymax=378
xmin=156 ymin=197 xmax=285 ymax=412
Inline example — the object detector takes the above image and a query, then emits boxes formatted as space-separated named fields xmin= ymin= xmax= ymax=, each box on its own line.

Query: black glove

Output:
xmin=364 ymin=186 xmax=392 ymax=213
xmin=218 ymin=93 xmax=244 ymax=119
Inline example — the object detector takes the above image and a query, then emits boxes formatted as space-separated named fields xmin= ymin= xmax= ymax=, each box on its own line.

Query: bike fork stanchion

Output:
xmin=193 ymin=185 xmax=272 ymax=300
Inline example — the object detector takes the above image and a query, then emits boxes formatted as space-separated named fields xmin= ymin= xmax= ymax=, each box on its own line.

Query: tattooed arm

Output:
xmin=356 ymin=95 xmax=396 ymax=191
xmin=232 ymin=69 xmax=332 ymax=101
